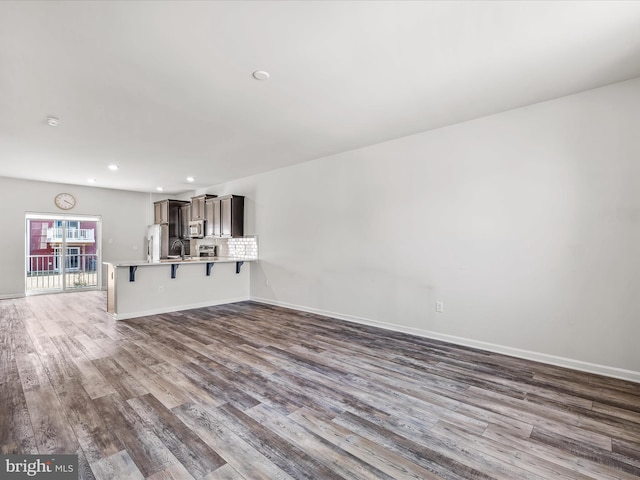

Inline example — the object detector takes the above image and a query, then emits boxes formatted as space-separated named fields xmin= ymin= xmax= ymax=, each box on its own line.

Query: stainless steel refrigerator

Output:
xmin=147 ymin=224 xmax=169 ymax=262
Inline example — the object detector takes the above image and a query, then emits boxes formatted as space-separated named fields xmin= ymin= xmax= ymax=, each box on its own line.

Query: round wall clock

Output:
xmin=54 ymin=193 xmax=76 ymax=210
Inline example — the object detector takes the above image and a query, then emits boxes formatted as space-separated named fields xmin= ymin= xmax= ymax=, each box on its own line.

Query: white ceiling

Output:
xmin=2 ymin=1 xmax=640 ymax=194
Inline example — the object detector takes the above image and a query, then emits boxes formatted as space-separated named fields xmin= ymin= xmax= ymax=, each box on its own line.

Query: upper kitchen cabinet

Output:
xmin=205 ymin=195 xmax=244 ymax=237
xmin=221 ymin=195 xmax=244 ymax=237
xmin=153 ymin=200 xmax=169 ymax=224
xmin=190 ymin=194 xmax=216 ymax=221
xmin=153 ymin=199 xmax=190 ymax=237
xmin=205 ymin=197 xmax=221 ymax=237
xmin=179 ymin=204 xmax=191 ymax=239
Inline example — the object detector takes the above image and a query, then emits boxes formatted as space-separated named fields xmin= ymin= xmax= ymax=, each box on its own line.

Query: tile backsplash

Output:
xmin=195 ymin=236 xmax=258 ymax=260
xmin=227 ymin=236 xmax=259 ymax=258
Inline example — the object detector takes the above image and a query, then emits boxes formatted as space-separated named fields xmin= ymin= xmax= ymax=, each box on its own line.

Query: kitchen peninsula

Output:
xmin=104 ymin=255 xmax=255 ymax=320
xmin=104 ymin=193 xmax=257 ymax=319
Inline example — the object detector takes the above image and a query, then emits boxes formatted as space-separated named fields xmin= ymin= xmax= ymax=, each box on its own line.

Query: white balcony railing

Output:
xmin=46 ymin=228 xmax=95 ymax=243
xmin=26 ymin=254 xmax=98 ymax=291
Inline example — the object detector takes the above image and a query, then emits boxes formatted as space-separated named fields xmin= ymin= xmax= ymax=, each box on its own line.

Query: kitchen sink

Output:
xmin=161 ymin=256 xmax=192 ymax=262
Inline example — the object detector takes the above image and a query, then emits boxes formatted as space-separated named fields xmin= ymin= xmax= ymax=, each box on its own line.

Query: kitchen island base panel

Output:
xmin=110 ymin=296 xmax=250 ymax=321
xmin=106 ymin=261 xmax=250 ymax=320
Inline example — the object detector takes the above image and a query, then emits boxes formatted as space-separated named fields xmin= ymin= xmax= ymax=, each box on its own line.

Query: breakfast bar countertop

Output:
xmin=103 ymin=256 xmax=256 ymax=267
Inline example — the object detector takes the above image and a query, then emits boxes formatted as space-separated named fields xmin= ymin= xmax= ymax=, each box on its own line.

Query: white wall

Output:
xmin=216 ymin=78 xmax=640 ymax=379
xmin=0 ymin=177 xmax=152 ymax=298
xmin=2 ymin=78 xmax=638 ymax=379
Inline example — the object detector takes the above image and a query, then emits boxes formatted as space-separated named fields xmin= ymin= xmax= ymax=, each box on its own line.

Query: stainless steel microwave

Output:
xmin=188 ymin=220 xmax=204 ymax=238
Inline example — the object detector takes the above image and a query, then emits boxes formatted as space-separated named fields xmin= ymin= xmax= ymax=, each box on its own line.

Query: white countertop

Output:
xmin=103 ymin=257 xmax=256 ymax=267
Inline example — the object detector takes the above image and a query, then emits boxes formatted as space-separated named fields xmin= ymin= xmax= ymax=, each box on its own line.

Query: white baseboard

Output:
xmin=0 ymin=293 xmax=25 ymax=300
xmin=111 ymin=296 xmax=250 ymax=321
xmin=251 ymin=296 xmax=640 ymax=384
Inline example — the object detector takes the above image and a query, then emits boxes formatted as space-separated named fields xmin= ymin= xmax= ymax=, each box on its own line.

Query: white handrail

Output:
xmin=45 ymin=228 xmax=95 ymax=242
xmin=26 ymin=253 xmax=99 ymax=291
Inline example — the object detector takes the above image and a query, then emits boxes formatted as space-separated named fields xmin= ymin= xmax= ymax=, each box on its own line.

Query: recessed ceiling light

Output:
xmin=107 ymin=164 xmax=119 ymax=171
xmin=46 ymin=116 xmax=60 ymax=127
xmin=252 ymin=70 xmax=270 ymax=80
xmin=87 ymin=178 xmax=96 ymax=183
xmin=186 ymin=176 xmax=195 ymax=183
xmin=156 ymin=186 xmax=164 ymax=191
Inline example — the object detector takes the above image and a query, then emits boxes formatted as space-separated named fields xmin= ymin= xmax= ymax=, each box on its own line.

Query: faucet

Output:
xmin=171 ymin=238 xmax=186 ymax=260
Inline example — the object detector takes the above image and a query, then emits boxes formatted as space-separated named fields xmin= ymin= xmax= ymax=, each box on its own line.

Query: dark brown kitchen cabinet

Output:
xmin=179 ymin=204 xmax=191 ymax=239
xmin=153 ymin=200 xmax=189 ymax=237
xmin=205 ymin=195 xmax=244 ymax=237
xmin=221 ymin=195 xmax=244 ymax=237
xmin=190 ymin=194 xmax=216 ymax=221
xmin=154 ymin=201 xmax=169 ymax=224
xmin=205 ymin=198 xmax=221 ymax=237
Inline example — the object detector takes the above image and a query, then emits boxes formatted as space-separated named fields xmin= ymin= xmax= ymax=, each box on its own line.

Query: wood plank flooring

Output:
xmin=1 ymin=291 xmax=640 ymax=479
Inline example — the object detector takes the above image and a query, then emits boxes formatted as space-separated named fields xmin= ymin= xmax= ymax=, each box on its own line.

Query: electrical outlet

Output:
xmin=435 ymin=301 xmax=444 ymax=313
xmin=159 ymin=285 xmax=164 ymax=294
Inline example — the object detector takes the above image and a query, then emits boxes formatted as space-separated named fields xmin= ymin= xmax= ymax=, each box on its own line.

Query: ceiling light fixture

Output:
xmin=107 ymin=164 xmax=119 ymax=171
xmin=87 ymin=178 xmax=96 ymax=183
xmin=252 ymin=70 xmax=270 ymax=80
xmin=46 ymin=116 xmax=60 ymax=127
xmin=186 ymin=176 xmax=195 ymax=183
xmin=156 ymin=186 xmax=164 ymax=191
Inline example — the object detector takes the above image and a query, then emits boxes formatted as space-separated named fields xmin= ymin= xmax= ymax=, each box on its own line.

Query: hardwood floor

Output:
xmin=1 ymin=291 xmax=639 ymax=479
